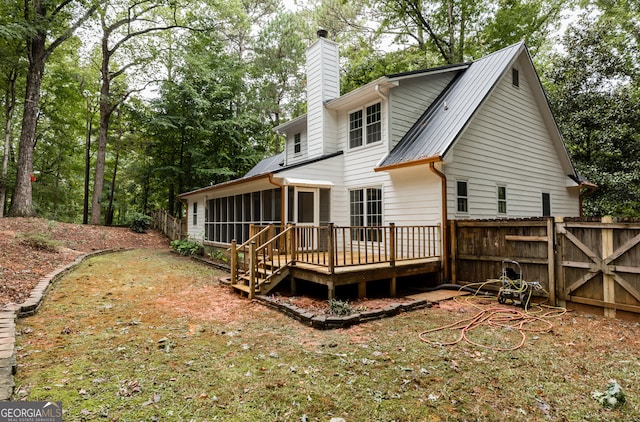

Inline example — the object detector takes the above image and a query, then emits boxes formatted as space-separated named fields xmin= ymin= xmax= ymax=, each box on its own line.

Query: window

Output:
xmin=542 ymin=193 xmax=551 ymax=217
xmin=350 ymin=187 xmax=382 ymax=241
xmin=497 ymin=186 xmax=507 ymax=215
xmin=456 ymin=181 xmax=468 ymax=213
xmin=294 ymin=133 xmax=301 ymax=154
xmin=512 ymin=68 xmax=520 ymax=87
xmin=349 ymin=110 xmax=363 ymax=148
xmin=349 ymin=102 xmax=381 ymax=148
xmin=366 ymin=103 xmax=381 ymax=144
xmin=192 ymin=201 xmax=198 ymax=225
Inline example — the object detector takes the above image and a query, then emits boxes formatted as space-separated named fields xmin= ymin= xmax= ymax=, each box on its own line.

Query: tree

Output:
xmin=371 ymin=0 xmax=568 ymax=64
xmin=0 ymin=0 xmax=27 ymax=217
xmin=89 ymin=0 xmax=193 ymax=225
xmin=9 ymin=0 xmax=101 ymax=217
xmin=545 ymin=13 xmax=640 ymax=216
xmin=252 ymin=11 xmax=309 ymax=152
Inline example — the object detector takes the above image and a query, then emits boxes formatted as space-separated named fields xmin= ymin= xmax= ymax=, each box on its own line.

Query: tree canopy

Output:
xmin=0 ymin=0 xmax=638 ymax=222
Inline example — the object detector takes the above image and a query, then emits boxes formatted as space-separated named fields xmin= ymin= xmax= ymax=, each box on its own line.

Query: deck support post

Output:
xmin=230 ymin=239 xmax=237 ymax=284
xmin=291 ymin=277 xmax=297 ymax=295
xmin=358 ymin=281 xmax=366 ymax=299
xmin=390 ymin=276 xmax=396 ymax=297
xmin=328 ymin=282 xmax=335 ymax=300
xmin=249 ymin=241 xmax=256 ymax=300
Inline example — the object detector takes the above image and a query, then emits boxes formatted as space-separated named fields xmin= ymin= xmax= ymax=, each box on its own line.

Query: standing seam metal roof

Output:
xmin=378 ymin=42 xmax=526 ymax=168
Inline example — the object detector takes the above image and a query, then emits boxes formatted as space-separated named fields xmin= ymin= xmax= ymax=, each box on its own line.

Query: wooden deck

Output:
xmin=230 ymin=224 xmax=442 ymax=300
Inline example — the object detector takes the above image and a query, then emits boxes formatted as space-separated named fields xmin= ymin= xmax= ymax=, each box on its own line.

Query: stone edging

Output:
xmin=255 ymin=295 xmax=432 ymax=329
xmin=0 ymin=249 xmax=122 ymax=400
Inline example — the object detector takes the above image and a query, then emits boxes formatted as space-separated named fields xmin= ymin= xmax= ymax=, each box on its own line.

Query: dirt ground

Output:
xmin=0 ymin=217 xmax=169 ymax=307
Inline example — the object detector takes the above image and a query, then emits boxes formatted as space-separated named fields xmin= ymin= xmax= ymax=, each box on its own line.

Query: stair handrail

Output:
xmin=230 ymin=224 xmax=275 ymax=283
xmin=249 ymin=225 xmax=296 ymax=297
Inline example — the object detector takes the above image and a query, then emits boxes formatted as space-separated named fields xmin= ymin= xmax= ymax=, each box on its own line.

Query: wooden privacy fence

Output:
xmin=151 ymin=209 xmax=185 ymax=241
xmin=451 ymin=217 xmax=640 ymax=319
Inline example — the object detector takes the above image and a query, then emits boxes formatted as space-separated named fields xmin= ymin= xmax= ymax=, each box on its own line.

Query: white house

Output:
xmin=179 ymin=33 xmax=584 ymax=251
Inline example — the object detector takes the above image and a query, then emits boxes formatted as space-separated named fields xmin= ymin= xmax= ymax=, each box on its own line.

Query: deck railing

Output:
xmin=231 ymin=223 xmax=441 ymax=287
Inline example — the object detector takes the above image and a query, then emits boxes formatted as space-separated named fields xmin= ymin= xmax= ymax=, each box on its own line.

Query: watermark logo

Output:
xmin=0 ymin=401 xmax=62 ymax=422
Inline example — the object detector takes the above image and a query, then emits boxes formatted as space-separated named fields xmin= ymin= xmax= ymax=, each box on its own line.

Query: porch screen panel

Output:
xmin=252 ymin=192 xmax=261 ymax=224
xmin=235 ymin=194 xmax=243 ymax=242
xmin=274 ymin=188 xmax=282 ymax=223
xmin=263 ymin=190 xmax=273 ymax=222
xmin=287 ymin=187 xmax=295 ymax=224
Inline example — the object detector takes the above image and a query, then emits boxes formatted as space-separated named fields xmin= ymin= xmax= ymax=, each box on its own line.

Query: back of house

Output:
xmin=179 ymin=32 xmax=584 ymax=249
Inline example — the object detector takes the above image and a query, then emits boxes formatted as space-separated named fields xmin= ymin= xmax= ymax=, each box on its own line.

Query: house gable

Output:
xmin=443 ymin=50 xmax=580 ymax=218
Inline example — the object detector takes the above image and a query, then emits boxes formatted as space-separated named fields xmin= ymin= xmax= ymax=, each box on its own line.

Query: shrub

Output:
xmin=328 ymin=299 xmax=352 ymax=316
xmin=170 ymin=239 xmax=202 ymax=256
xmin=129 ymin=213 xmax=153 ymax=233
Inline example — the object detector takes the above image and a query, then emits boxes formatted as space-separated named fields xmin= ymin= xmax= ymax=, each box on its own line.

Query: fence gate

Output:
xmin=556 ymin=217 xmax=640 ymax=318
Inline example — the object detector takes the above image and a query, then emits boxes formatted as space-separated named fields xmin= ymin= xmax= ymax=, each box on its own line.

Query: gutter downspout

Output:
xmin=374 ymin=84 xmax=388 ymax=101
xmin=429 ymin=161 xmax=450 ymax=281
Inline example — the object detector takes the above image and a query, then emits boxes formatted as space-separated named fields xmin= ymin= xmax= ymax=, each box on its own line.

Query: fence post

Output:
xmin=328 ymin=223 xmax=335 ymax=274
xmin=249 ymin=241 xmax=256 ymax=300
xmin=230 ymin=239 xmax=237 ymax=285
xmin=450 ymin=221 xmax=457 ymax=284
xmin=602 ymin=216 xmax=615 ymax=318
xmin=547 ymin=217 xmax=556 ymax=306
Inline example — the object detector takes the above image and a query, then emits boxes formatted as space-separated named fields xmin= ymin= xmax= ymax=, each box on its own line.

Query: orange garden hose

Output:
xmin=419 ymin=304 xmax=566 ymax=351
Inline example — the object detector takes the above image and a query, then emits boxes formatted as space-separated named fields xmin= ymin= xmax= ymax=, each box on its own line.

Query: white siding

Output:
xmin=278 ymin=154 xmax=346 ymax=225
xmin=286 ymin=131 xmax=308 ymax=165
xmin=186 ymin=195 xmax=206 ymax=240
xmin=306 ymin=38 xmax=340 ymax=159
xmin=384 ymin=165 xmax=442 ymax=226
xmin=389 ymin=73 xmax=457 ymax=150
xmin=444 ymin=56 xmax=580 ymax=219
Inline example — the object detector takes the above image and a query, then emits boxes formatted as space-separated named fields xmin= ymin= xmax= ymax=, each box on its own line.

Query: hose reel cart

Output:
xmin=496 ymin=260 xmax=542 ymax=309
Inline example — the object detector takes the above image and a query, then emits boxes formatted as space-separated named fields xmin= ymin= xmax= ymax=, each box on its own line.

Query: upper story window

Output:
xmin=456 ymin=180 xmax=468 ymax=214
xmin=294 ymin=133 xmax=301 ymax=155
xmin=497 ymin=185 xmax=507 ymax=215
xmin=349 ymin=101 xmax=381 ymax=148
xmin=512 ymin=68 xmax=520 ymax=87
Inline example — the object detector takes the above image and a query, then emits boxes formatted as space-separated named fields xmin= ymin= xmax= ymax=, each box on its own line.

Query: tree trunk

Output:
xmin=0 ymin=70 xmax=17 ymax=218
xmin=9 ymin=33 xmax=47 ymax=217
xmin=90 ymin=35 xmax=112 ymax=225
xmin=83 ymin=97 xmax=93 ymax=224
xmin=105 ymin=139 xmax=119 ymax=226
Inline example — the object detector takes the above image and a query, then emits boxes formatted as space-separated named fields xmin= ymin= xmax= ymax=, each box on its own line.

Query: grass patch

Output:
xmin=14 ymin=250 xmax=640 ymax=421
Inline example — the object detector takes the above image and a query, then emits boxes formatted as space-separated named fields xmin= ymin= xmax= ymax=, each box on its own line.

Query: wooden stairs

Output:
xmin=231 ymin=259 xmax=290 ymax=297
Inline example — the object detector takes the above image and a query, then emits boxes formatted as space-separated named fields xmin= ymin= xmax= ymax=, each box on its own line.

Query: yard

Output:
xmin=11 ymin=246 xmax=640 ymax=421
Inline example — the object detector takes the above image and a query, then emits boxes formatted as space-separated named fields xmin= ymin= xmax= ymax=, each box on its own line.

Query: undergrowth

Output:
xmin=17 ymin=232 xmax=61 ymax=252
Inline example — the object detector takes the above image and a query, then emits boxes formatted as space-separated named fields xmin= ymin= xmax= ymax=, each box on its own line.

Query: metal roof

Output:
xmin=243 ymin=152 xmax=285 ymax=178
xmin=378 ymin=42 xmax=526 ymax=169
